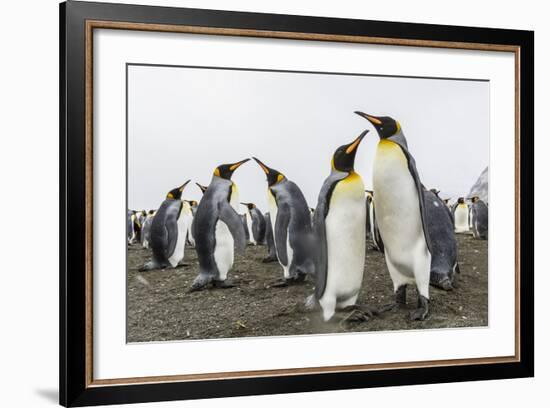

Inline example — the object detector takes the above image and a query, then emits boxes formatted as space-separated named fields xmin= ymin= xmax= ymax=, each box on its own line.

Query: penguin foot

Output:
xmin=189 ymin=273 xmax=214 ymax=292
xmin=410 ymin=296 xmax=429 ymax=321
xmin=269 ymin=279 xmax=289 ymax=288
xmin=379 ymin=285 xmax=407 ymax=313
xmin=304 ymin=294 xmax=319 ymax=311
xmin=175 ymin=262 xmax=191 ymax=269
xmin=212 ymin=279 xmax=237 ymax=289
xmin=138 ymin=261 xmax=161 ymax=272
xmin=261 ymin=255 xmax=278 ymax=263
xmin=436 ymin=278 xmax=454 ymax=291
xmin=341 ymin=304 xmax=377 ymax=320
xmin=339 ymin=307 xmax=373 ymax=325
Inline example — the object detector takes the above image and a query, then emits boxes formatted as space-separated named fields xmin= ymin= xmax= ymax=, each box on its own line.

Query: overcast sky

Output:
xmin=128 ymin=65 xmax=489 ymax=213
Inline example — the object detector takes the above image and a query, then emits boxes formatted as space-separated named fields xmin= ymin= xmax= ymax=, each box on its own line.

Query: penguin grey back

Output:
xmin=150 ymin=199 xmax=183 ymax=263
xmin=423 ymin=189 xmax=458 ymax=290
xmin=471 ymin=199 xmax=489 ymax=239
xmin=193 ymin=177 xmax=246 ymax=278
xmin=250 ymin=207 xmax=266 ymax=243
xmin=270 ymin=179 xmax=315 ymax=277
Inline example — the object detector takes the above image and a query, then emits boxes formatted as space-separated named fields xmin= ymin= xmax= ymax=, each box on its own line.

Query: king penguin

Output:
xmin=453 ymin=197 xmax=470 ymax=233
xmin=241 ymin=202 xmax=266 ymax=245
xmin=190 ymin=159 xmax=249 ymax=291
xmin=423 ymin=188 xmax=459 ymax=290
xmin=252 ymin=157 xmax=315 ymax=286
xmin=356 ymin=111 xmax=432 ymax=320
xmin=469 ymin=196 xmax=489 ymax=239
xmin=127 ymin=210 xmax=135 ymax=244
xmin=262 ymin=212 xmax=278 ymax=263
xmin=141 ymin=210 xmax=156 ymax=249
xmin=185 ymin=200 xmax=198 ymax=246
xmin=139 ymin=181 xmax=193 ymax=271
xmin=311 ymin=130 xmax=371 ymax=322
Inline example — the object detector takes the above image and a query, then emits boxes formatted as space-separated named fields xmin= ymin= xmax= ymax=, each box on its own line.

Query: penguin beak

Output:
xmin=229 ymin=158 xmax=250 ymax=172
xmin=345 ymin=129 xmax=369 ymax=154
xmin=178 ymin=179 xmax=191 ymax=191
xmin=252 ymin=157 xmax=271 ymax=175
xmin=354 ymin=111 xmax=382 ymax=126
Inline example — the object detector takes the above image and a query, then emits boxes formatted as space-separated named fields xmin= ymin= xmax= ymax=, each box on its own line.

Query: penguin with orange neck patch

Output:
xmin=190 ymin=159 xmax=249 ymax=291
xmin=310 ymin=130 xmax=373 ymax=322
xmin=356 ymin=111 xmax=432 ymax=321
xmin=252 ymin=157 xmax=315 ymax=286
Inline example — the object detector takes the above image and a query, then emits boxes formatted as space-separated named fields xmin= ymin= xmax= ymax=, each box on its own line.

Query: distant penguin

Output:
xmin=365 ymin=190 xmax=373 ymax=240
xmin=241 ymin=213 xmax=250 ymax=242
xmin=139 ymin=181 xmax=193 ymax=271
xmin=132 ymin=211 xmax=145 ymax=244
xmin=253 ymin=157 xmax=315 ymax=286
xmin=185 ymin=200 xmax=198 ymax=246
xmin=262 ymin=212 xmax=278 ymax=263
xmin=195 ymin=183 xmax=208 ymax=195
xmin=190 ymin=159 xmax=249 ymax=291
xmin=241 ymin=202 xmax=266 ymax=245
xmin=311 ymin=130 xmax=369 ymax=321
xmin=141 ymin=210 xmax=156 ymax=249
xmin=423 ymin=188 xmax=459 ymax=290
xmin=453 ymin=197 xmax=470 ymax=233
xmin=356 ymin=111 xmax=432 ymax=320
xmin=127 ymin=210 xmax=135 ymax=244
xmin=470 ymin=196 xmax=489 ymax=239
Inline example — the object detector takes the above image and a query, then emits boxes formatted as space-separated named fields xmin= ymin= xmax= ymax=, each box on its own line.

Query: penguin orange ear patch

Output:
xmin=214 ymin=168 xmax=221 ymax=177
xmin=277 ymin=174 xmax=285 ymax=183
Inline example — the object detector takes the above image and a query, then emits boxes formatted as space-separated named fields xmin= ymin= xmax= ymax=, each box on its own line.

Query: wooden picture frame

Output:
xmin=60 ymin=1 xmax=534 ymax=406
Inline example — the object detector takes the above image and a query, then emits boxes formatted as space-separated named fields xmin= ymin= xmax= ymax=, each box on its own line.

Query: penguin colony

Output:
xmin=128 ymin=112 xmax=488 ymax=322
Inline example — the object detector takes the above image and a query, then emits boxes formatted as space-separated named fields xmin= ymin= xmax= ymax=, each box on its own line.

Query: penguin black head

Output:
xmin=166 ymin=180 xmax=190 ymax=200
xmin=148 ymin=210 xmax=155 ymax=215
xmin=457 ymin=197 xmax=465 ymax=204
xmin=469 ymin=196 xmax=480 ymax=203
xmin=355 ymin=111 xmax=401 ymax=139
xmin=214 ymin=158 xmax=250 ymax=180
xmin=252 ymin=157 xmax=286 ymax=187
xmin=331 ymin=129 xmax=368 ymax=173
xmin=430 ymin=188 xmax=441 ymax=197
xmin=195 ymin=183 xmax=208 ymax=194
xmin=241 ymin=202 xmax=256 ymax=210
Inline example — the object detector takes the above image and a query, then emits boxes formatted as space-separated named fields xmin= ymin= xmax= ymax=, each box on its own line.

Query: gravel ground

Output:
xmin=127 ymin=234 xmax=487 ymax=342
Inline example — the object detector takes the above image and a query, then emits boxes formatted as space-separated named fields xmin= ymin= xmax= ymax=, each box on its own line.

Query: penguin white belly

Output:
xmin=245 ymin=212 xmax=256 ymax=245
xmin=187 ymin=215 xmax=195 ymax=246
xmin=455 ymin=205 xmax=469 ymax=232
xmin=373 ymin=140 xmax=429 ymax=288
xmin=214 ymin=220 xmax=234 ymax=280
xmin=323 ymin=174 xmax=366 ymax=305
xmin=168 ymin=211 xmax=191 ymax=267
xmin=212 ymin=183 xmax=239 ymax=281
xmin=268 ymin=189 xmax=292 ymax=278
xmin=369 ymin=201 xmax=375 ymax=238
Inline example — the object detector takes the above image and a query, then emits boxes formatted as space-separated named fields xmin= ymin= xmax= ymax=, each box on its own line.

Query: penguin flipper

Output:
xmin=313 ymin=171 xmax=348 ymax=299
xmin=389 ymin=135 xmax=433 ymax=254
xmin=274 ymin=203 xmax=291 ymax=266
xmin=164 ymin=202 xmax=182 ymax=259
xmin=218 ymin=201 xmax=247 ymax=254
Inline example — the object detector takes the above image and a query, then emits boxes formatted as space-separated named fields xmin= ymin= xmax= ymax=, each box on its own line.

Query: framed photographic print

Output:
xmin=59 ymin=1 xmax=534 ymax=406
